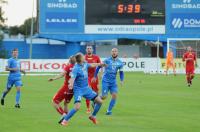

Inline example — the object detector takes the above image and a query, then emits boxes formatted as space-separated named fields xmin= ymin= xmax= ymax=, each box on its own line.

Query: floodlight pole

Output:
xmin=156 ymin=37 xmax=160 ymax=73
xmin=29 ymin=0 xmax=34 ymax=59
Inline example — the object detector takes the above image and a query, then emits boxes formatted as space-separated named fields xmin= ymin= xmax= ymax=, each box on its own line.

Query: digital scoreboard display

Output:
xmin=39 ymin=0 xmax=166 ymax=34
xmin=86 ymin=0 xmax=165 ymax=25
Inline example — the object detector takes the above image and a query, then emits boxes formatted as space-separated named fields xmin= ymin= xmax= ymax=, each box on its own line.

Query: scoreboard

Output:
xmin=39 ymin=0 xmax=165 ymax=34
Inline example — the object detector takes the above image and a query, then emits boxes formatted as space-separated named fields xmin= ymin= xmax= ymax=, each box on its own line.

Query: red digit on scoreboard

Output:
xmin=127 ymin=4 xmax=133 ymax=13
xmin=135 ymin=4 xmax=141 ymax=13
xmin=118 ymin=4 xmax=124 ymax=13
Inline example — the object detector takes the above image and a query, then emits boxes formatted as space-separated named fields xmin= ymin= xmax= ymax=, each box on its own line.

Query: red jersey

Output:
xmin=183 ymin=52 xmax=196 ymax=68
xmin=63 ymin=64 xmax=74 ymax=85
xmin=85 ymin=54 xmax=101 ymax=78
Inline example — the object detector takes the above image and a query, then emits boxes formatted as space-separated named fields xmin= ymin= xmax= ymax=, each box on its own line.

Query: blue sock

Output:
xmin=64 ymin=108 xmax=77 ymax=121
xmin=92 ymin=103 xmax=102 ymax=117
xmin=16 ymin=91 xmax=21 ymax=104
xmin=108 ymin=98 xmax=116 ymax=112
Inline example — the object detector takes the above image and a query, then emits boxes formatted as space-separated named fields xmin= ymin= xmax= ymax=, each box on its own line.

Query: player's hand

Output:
xmin=21 ymin=69 xmax=26 ymax=75
xmin=100 ymin=63 xmax=107 ymax=67
xmin=68 ymin=84 xmax=73 ymax=90
xmin=91 ymin=77 xmax=97 ymax=83
xmin=120 ymin=81 xmax=124 ymax=87
xmin=48 ymin=78 xmax=54 ymax=82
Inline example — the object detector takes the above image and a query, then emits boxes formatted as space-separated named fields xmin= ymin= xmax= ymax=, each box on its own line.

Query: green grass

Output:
xmin=0 ymin=73 xmax=200 ymax=132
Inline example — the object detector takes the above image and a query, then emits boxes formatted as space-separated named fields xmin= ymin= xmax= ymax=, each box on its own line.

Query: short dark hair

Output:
xmin=12 ymin=48 xmax=18 ymax=52
xmin=75 ymin=53 xmax=83 ymax=63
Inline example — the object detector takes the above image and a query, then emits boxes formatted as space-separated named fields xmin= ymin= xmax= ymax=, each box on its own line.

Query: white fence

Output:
xmin=0 ymin=58 xmax=200 ymax=74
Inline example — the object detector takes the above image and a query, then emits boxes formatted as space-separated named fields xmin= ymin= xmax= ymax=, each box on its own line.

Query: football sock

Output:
xmin=86 ymin=99 xmax=90 ymax=109
xmin=187 ymin=76 xmax=190 ymax=83
xmin=56 ymin=107 xmax=65 ymax=115
xmin=64 ymin=108 xmax=77 ymax=121
xmin=92 ymin=103 xmax=102 ymax=117
xmin=191 ymin=75 xmax=194 ymax=80
xmin=2 ymin=91 xmax=8 ymax=99
xmin=108 ymin=98 xmax=116 ymax=112
xmin=16 ymin=91 xmax=21 ymax=104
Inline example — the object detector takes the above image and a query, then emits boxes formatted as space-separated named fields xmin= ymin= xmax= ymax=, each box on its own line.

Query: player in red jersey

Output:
xmin=48 ymin=56 xmax=76 ymax=115
xmin=182 ymin=47 xmax=197 ymax=87
xmin=85 ymin=45 xmax=101 ymax=113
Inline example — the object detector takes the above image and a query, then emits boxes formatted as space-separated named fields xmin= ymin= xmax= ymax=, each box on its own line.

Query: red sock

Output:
xmin=191 ymin=75 xmax=194 ymax=80
xmin=187 ymin=76 xmax=191 ymax=83
xmin=86 ymin=99 xmax=90 ymax=109
xmin=56 ymin=107 xmax=65 ymax=115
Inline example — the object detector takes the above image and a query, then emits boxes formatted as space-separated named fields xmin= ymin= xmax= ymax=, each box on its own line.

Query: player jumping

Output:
xmin=165 ymin=48 xmax=176 ymax=76
xmin=48 ymin=56 xmax=76 ymax=115
xmin=85 ymin=45 xmax=101 ymax=114
xmin=94 ymin=48 xmax=124 ymax=115
xmin=182 ymin=47 xmax=197 ymax=87
xmin=60 ymin=53 xmax=106 ymax=126
xmin=1 ymin=48 xmax=26 ymax=108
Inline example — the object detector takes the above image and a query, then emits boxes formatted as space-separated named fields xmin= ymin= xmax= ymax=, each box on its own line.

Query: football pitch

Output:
xmin=0 ymin=73 xmax=200 ymax=132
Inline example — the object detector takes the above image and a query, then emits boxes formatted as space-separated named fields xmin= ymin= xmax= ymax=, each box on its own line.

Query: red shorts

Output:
xmin=52 ymin=84 xmax=73 ymax=104
xmin=88 ymin=77 xmax=99 ymax=93
xmin=186 ymin=66 xmax=195 ymax=75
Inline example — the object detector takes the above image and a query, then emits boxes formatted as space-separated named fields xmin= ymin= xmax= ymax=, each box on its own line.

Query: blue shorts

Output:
xmin=7 ymin=79 xmax=23 ymax=89
xmin=102 ymin=80 xmax=118 ymax=97
xmin=73 ymin=87 xmax=98 ymax=103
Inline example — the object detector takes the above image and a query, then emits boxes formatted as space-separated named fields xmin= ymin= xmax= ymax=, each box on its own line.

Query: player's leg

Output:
xmin=1 ymin=79 xmax=14 ymax=105
xmin=15 ymin=80 xmax=23 ymax=108
xmin=60 ymin=91 xmax=82 ymax=126
xmin=172 ymin=63 xmax=176 ymax=76
xmin=106 ymin=83 xmax=118 ymax=115
xmin=101 ymin=80 xmax=109 ymax=100
xmin=165 ymin=64 xmax=169 ymax=75
xmin=189 ymin=70 xmax=195 ymax=85
xmin=86 ymin=77 xmax=92 ymax=113
xmin=63 ymin=91 xmax=74 ymax=114
xmin=52 ymin=87 xmax=66 ymax=115
xmin=90 ymin=78 xmax=99 ymax=109
xmin=83 ymin=87 xmax=102 ymax=124
xmin=186 ymin=73 xmax=191 ymax=87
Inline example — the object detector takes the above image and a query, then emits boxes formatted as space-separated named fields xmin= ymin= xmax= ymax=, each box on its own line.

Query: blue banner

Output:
xmin=39 ymin=0 xmax=84 ymax=34
xmin=167 ymin=0 xmax=200 ymax=34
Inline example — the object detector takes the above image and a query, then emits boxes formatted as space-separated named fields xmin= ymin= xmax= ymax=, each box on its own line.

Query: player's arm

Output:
xmin=182 ymin=53 xmax=186 ymax=62
xmin=5 ymin=66 xmax=19 ymax=71
xmin=119 ymin=65 xmax=124 ymax=86
xmin=48 ymin=71 xmax=67 ymax=82
xmin=68 ymin=67 xmax=78 ymax=89
xmin=68 ymin=78 xmax=75 ymax=90
xmin=89 ymin=63 xmax=106 ymax=68
xmin=194 ymin=53 xmax=198 ymax=67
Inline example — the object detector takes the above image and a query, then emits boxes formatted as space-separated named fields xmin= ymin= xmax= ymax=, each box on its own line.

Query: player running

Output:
xmin=182 ymin=47 xmax=197 ymax=87
xmin=48 ymin=56 xmax=76 ymax=115
xmin=60 ymin=53 xmax=106 ymax=126
xmin=165 ymin=48 xmax=176 ymax=76
xmin=85 ymin=45 xmax=101 ymax=113
xmin=94 ymin=48 xmax=124 ymax=115
xmin=1 ymin=48 xmax=25 ymax=108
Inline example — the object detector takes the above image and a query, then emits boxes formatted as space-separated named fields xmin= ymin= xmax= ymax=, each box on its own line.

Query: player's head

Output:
xmin=75 ymin=53 xmax=85 ymax=64
xmin=12 ymin=48 xmax=18 ymax=58
xmin=86 ymin=45 xmax=93 ymax=55
xmin=69 ymin=55 xmax=76 ymax=64
xmin=111 ymin=48 xmax=118 ymax=59
xmin=187 ymin=46 xmax=192 ymax=52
